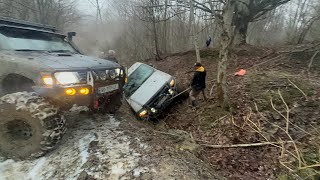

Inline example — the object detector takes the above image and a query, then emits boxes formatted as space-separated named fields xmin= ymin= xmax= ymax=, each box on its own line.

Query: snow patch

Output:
xmin=0 ymin=115 xmax=150 ymax=180
xmin=28 ymin=158 xmax=46 ymax=180
xmin=133 ymin=167 xmax=149 ymax=177
xmin=78 ymin=133 xmax=96 ymax=165
xmin=69 ymin=105 xmax=89 ymax=113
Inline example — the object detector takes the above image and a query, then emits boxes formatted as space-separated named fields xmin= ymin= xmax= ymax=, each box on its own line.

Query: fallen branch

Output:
xmin=287 ymin=79 xmax=307 ymax=97
xmin=279 ymin=90 xmax=290 ymax=133
xmin=307 ymin=50 xmax=320 ymax=73
xmin=299 ymin=163 xmax=320 ymax=170
xmin=200 ymin=141 xmax=294 ymax=148
xmin=279 ymin=43 xmax=320 ymax=53
xmin=270 ymin=90 xmax=290 ymax=133
xmin=209 ymin=84 xmax=216 ymax=97
xmin=270 ymin=94 xmax=303 ymax=168
xmin=210 ymin=115 xmax=227 ymax=127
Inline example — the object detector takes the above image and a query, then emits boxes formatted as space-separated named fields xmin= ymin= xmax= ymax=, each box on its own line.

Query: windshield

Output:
xmin=0 ymin=27 xmax=77 ymax=53
xmin=124 ymin=64 xmax=155 ymax=97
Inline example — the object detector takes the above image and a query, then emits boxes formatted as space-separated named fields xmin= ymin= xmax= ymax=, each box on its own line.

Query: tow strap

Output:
xmin=169 ymin=87 xmax=192 ymax=101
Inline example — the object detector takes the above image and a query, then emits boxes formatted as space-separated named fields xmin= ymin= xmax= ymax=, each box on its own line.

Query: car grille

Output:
xmin=78 ymin=71 xmax=87 ymax=83
xmin=77 ymin=69 xmax=120 ymax=84
xmin=93 ymin=69 xmax=118 ymax=82
xmin=146 ymin=85 xmax=170 ymax=108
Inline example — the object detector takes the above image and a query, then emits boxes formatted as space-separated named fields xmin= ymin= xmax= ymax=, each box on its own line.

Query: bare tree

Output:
xmin=175 ymin=0 xmax=291 ymax=46
xmin=0 ymin=0 xmax=80 ymax=30
xmin=213 ymin=0 xmax=291 ymax=106
xmin=189 ymin=0 xmax=201 ymax=63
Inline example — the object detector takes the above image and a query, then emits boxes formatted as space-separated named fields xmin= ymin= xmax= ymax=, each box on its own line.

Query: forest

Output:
xmin=0 ymin=0 xmax=320 ymax=179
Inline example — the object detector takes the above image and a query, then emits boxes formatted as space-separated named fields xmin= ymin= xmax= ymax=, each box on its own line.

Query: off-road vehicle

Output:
xmin=0 ymin=17 xmax=126 ymax=159
xmin=124 ymin=62 xmax=177 ymax=119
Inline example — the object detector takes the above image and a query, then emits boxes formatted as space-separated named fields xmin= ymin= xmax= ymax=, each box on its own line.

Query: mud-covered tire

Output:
xmin=104 ymin=92 xmax=123 ymax=114
xmin=0 ymin=92 xmax=66 ymax=159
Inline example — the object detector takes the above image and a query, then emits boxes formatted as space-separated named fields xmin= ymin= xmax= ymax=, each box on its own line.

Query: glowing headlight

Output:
xmin=115 ymin=68 xmax=121 ymax=76
xmin=42 ymin=76 xmax=53 ymax=85
xmin=151 ymin=108 xmax=157 ymax=113
xmin=168 ymin=89 xmax=174 ymax=95
xmin=55 ymin=72 xmax=79 ymax=85
xmin=170 ymin=79 xmax=175 ymax=87
xmin=139 ymin=110 xmax=148 ymax=117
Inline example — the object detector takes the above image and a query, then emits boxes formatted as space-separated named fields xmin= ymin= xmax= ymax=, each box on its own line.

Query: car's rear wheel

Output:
xmin=0 ymin=92 xmax=66 ymax=159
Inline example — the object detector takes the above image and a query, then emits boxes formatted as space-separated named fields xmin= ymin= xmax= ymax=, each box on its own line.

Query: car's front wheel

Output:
xmin=0 ymin=92 xmax=66 ymax=159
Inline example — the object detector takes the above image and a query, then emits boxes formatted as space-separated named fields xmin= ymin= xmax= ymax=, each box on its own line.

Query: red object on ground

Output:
xmin=94 ymin=100 xmax=99 ymax=109
xmin=235 ymin=69 xmax=247 ymax=76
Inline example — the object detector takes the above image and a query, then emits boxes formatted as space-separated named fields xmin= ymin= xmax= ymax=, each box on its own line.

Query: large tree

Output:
xmin=179 ymin=0 xmax=291 ymax=46
xmin=213 ymin=0 xmax=291 ymax=106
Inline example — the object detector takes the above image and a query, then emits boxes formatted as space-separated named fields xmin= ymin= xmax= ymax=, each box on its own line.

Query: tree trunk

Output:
xmin=162 ymin=0 xmax=168 ymax=54
xmin=188 ymin=0 xmax=194 ymax=47
xmin=194 ymin=36 xmax=201 ymax=63
xmin=189 ymin=0 xmax=201 ymax=63
xmin=298 ymin=16 xmax=320 ymax=44
xmin=216 ymin=0 xmax=237 ymax=107
xmin=150 ymin=0 xmax=161 ymax=60
xmin=217 ymin=31 xmax=230 ymax=107
xmin=233 ymin=19 xmax=249 ymax=46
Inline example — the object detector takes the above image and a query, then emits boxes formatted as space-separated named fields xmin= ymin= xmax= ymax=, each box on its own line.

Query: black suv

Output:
xmin=0 ymin=17 xmax=125 ymax=159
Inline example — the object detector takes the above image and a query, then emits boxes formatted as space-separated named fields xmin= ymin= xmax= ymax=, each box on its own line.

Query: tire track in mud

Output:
xmin=0 ymin=112 xmax=223 ymax=180
xmin=0 ymin=115 xmax=149 ymax=180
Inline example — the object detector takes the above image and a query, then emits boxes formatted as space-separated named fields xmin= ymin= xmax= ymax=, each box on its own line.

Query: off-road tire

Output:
xmin=104 ymin=92 xmax=123 ymax=114
xmin=0 ymin=92 xmax=66 ymax=159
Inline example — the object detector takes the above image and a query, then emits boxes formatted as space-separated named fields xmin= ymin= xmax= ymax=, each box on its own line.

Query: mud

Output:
xmin=0 ymin=113 xmax=223 ymax=180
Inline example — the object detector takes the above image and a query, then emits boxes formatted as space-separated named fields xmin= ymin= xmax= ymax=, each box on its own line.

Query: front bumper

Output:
xmin=139 ymin=85 xmax=177 ymax=118
xmin=33 ymin=82 xmax=123 ymax=110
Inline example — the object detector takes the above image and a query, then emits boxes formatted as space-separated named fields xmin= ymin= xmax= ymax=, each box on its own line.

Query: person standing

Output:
xmin=206 ymin=36 xmax=212 ymax=48
xmin=190 ymin=63 xmax=207 ymax=107
xmin=106 ymin=50 xmax=119 ymax=63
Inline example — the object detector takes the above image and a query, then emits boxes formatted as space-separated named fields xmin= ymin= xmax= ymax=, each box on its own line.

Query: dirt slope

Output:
xmin=149 ymin=45 xmax=320 ymax=179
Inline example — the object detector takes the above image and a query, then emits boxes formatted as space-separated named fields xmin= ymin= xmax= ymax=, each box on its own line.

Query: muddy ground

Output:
xmin=0 ymin=104 xmax=224 ymax=180
xmin=1 ymin=44 xmax=320 ymax=180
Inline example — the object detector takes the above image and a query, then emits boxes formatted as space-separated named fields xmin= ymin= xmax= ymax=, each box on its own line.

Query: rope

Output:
xmin=169 ymin=87 xmax=192 ymax=101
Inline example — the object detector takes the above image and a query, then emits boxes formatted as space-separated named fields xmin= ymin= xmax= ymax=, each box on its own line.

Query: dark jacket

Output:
xmin=191 ymin=66 xmax=206 ymax=91
xmin=106 ymin=56 xmax=119 ymax=63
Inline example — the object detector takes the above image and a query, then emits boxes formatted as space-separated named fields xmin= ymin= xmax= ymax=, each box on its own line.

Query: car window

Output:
xmin=124 ymin=64 xmax=154 ymax=97
xmin=0 ymin=27 xmax=76 ymax=53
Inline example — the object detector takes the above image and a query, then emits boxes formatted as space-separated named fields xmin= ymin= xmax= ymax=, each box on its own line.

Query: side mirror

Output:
xmin=67 ymin=32 xmax=76 ymax=41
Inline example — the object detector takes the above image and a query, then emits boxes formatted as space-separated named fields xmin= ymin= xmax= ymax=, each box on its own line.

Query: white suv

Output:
xmin=124 ymin=62 xmax=177 ymax=119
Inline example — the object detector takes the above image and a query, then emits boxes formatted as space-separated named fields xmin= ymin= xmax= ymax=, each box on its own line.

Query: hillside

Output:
xmin=148 ymin=44 xmax=320 ymax=179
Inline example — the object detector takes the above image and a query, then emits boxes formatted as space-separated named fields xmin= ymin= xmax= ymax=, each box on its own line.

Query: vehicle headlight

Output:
xmin=54 ymin=72 xmax=79 ymax=85
xmin=168 ymin=89 xmax=174 ymax=95
xmin=106 ymin=69 xmax=116 ymax=79
xmin=42 ymin=75 xmax=53 ymax=85
xmin=150 ymin=108 xmax=157 ymax=113
xmin=139 ymin=110 xmax=148 ymax=117
xmin=97 ymin=71 xmax=107 ymax=81
xmin=115 ymin=68 xmax=121 ymax=76
xmin=170 ymin=79 xmax=175 ymax=87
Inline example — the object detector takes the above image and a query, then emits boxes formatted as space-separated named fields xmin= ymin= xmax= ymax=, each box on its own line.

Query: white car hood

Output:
xmin=128 ymin=70 xmax=172 ymax=112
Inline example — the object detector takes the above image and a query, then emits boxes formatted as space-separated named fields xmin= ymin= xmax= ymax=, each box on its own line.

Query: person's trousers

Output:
xmin=189 ymin=89 xmax=206 ymax=102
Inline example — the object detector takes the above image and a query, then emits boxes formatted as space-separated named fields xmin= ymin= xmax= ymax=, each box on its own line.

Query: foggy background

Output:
xmin=1 ymin=0 xmax=319 ymax=64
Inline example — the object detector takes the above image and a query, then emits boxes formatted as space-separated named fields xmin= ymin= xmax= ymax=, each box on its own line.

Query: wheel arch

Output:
xmin=1 ymin=73 xmax=37 ymax=94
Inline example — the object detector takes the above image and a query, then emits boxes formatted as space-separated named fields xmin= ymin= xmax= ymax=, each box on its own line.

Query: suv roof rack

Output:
xmin=0 ymin=16 xmax=57 ymax=32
